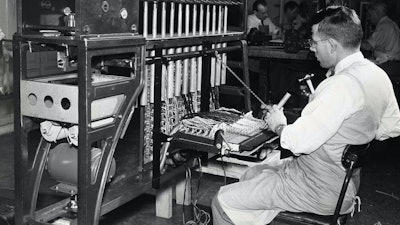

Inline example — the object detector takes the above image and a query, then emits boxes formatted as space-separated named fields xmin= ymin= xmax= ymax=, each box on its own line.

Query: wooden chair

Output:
xmin=273 ymin=143 xmax=370 ymax=225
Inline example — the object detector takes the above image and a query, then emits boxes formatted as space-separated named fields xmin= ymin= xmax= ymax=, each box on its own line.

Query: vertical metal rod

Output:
xmin=210 ymin=4 xmax=217 ymax=87
xmin=144 ymin=1 xmax=149 ymax=37
xmin=190 ymin=4 xmax=198 ymax=93
xmin=140 ymin=1 xmax=149 ymax=105
xmin=150 ymin=1 xmax=158 ymax=103
xmin=152 ymin=47 xmax=163 ymax=189
xmin=161 ymin=2 xmax=166 ymax=38
xmin=199 ymin=3 xmax=204 ymax=36
xmin=221 ymin=4 xmax=228 ymax=84
xmin=201 ymin=42 xmax=212 ymax=112
xmin=197 ymin=4 xmax=204 ymax=92
xmin=161 ymin=1 xmax=167 ymax=101
xmin=192 ymin=4 xmax=197 ymax=37
xmin=182 ymin=3 xmax=190 ymax=95
xmin=175 ymin=3 xmax=183 ymax=97
xmin=206 ymin=4 xmax=210 ymax=35
xmin=152 ymin=1 xmax=158 ymax=38
xmin=215 ymin=5 xmax=223 ymax=87
xmin=168 ymin=2 xmax=176 ymax=99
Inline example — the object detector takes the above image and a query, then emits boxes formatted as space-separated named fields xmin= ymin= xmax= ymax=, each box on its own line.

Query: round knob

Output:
xmin=120 ymin=8 xmax=128 ymax=19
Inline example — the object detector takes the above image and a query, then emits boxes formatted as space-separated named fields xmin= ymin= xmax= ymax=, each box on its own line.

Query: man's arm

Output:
xmin=375 ymin=90 xmax=400 ymax=140
xmin=279 ymin=76 xmax=363 ymax=155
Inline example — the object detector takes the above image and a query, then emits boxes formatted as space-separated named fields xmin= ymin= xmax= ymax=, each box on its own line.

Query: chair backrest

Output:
xmin=332 ymin=143 xmax=370 ymax=225
xmin=341 ymin=143 xmax=370 ymax=169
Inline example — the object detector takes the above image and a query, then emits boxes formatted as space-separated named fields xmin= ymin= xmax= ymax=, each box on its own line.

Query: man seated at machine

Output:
xmin=212 ymin=6 xmax=400 ymax=225
xmin=361 ymin=0 xmax=400 ymax=77
xmin=247 ymin=0 xmax=280 ymax=44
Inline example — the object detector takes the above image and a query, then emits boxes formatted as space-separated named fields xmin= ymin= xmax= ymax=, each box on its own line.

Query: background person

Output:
xmin=273 ymin=1 xmax=301 ymax=32
xmin=361 ymin=0 xmax=400 ymax=65
xmin=247 ymin=0 xmax=280 ymax=38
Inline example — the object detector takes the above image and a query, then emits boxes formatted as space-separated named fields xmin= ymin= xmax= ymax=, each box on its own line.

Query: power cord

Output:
xmin=182 ymin=158 xmax=211 ymax=225
xmin=219 ymin=155 xmax=227 ymax=186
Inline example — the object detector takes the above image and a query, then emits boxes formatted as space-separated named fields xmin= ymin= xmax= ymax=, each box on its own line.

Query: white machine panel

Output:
xmin=21 ymin=79 xmax=125 ymax=124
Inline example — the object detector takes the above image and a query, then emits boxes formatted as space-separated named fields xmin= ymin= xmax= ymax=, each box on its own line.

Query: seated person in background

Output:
xmin=273 ymin=1 xmax=301 ymax=32
xmin=361 ymin=0 xmax=400 ymax=65
xmin=296 ymin=0 xmax=313 ymax=38
xmin=247 ymin=0 xmax=280 ymax=38
xmin=212 ymin=6 xmax=400 ymax=225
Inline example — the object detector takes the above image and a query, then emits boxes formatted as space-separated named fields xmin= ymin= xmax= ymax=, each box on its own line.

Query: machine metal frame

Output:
xmin=14 ymin=0 xmax=249 ymax=224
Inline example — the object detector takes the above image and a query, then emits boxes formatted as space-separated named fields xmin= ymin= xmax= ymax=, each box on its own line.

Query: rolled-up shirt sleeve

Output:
xmin=375 ymin=91 xmax=400 ymax=140
xmin=280 ymin=76 xmax=363 ymax=155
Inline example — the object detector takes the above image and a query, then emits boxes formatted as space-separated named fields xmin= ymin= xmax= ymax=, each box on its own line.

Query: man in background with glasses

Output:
xmin=212 ymin=6 xmax=400 ymax=225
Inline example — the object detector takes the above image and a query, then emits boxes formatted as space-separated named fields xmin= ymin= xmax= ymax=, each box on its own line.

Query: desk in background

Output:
xmin=248 ymin=46 xmax=315 ymax=61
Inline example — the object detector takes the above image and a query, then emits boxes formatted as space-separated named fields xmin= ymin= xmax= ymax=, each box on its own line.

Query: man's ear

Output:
xmin=328 ymin=38 xmax=338 ymax=53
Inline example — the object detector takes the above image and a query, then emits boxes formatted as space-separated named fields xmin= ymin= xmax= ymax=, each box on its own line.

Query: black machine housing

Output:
xmin=20 ymin=0 xmax=140 ymax=35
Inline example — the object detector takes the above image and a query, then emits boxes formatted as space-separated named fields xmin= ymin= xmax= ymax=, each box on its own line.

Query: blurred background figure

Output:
xmin=361 ymin=0 xmax=400 ymax=65
xmin=361 ymin=0 xmax=400 ymax=78
xmin=247 ymin=0 xmax=280 ymax=37
xmin=274 ymin=1 xmax=301 ymax=32
xmin=296 ymin=0 xmax=314 ymax=38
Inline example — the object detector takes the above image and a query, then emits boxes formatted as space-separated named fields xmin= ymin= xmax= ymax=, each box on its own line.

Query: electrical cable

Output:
xmin=182 ymin=158 xmax=211 ymax=225
xmin=219 ymin=155 xmax=227 ymax=186
xmin=182 ymin=166 xmax=190 ymax=225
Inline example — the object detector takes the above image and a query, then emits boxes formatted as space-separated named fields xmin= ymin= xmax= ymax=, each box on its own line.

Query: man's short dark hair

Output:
xmin=253 ymin=0 xmax=267 ymax=12
xmin=311 ymin=6 xmax=363 ymax=49
xmin=284 ymin=1 xmax=299 ymax=13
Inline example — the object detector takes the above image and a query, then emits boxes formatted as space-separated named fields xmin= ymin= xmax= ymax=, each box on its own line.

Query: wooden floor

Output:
xmin=1 ymin=131 xmax=400 ymax=225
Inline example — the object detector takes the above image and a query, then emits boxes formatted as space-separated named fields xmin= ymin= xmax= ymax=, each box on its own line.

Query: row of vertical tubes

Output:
xmin=140 ymin=0 xmax=238 ymax=106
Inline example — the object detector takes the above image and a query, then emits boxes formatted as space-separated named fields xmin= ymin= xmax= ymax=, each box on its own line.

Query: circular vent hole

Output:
xmin=61 ymin=98 xmax=71 ymax=110
xmin=28 ymin=93 xmax=37 ymax=105
xmin=44 ymin=96 xmax=54 ymax=108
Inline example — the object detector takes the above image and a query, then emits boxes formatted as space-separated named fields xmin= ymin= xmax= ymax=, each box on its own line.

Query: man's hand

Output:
xmin=265 ymin=105 xmax=287 ymax=133
xmin=260 ymin=104 xmax=272 ymax=119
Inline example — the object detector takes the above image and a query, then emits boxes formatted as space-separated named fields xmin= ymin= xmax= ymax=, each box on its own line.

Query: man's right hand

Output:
xmin=265 ymin=105 xmax=287 ymax=132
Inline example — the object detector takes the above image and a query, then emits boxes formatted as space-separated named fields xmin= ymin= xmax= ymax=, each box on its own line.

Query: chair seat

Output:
xmin=274 ymin=211 xmax=347 ymax=225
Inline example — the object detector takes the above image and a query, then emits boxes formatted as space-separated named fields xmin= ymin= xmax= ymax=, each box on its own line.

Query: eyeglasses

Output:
xmin=307 ymin=38 xmax=329 ymax=47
